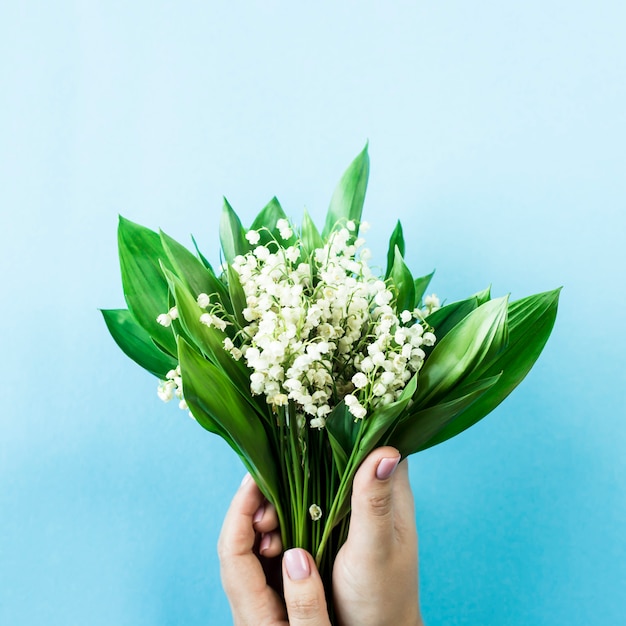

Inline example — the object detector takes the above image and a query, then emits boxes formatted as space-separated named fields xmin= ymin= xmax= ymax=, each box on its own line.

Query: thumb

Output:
xmin=347 ymin=446 xmax=407 ymax=560
xmin=282 ymin=548 xmax=331 ymax=626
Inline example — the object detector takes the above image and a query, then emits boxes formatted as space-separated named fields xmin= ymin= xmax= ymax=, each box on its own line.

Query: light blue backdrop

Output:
xmin=1 ymin=1 xmax=624 ymax=624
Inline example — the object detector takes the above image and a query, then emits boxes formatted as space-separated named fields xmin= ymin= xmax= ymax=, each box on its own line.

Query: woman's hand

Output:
xmin=218 ymin=473 xmax=331 ymax=625
xmin=218 ymin=446 xmax=424 ymax=625
xmin=332 ymin=446 xmax=424 ymax=626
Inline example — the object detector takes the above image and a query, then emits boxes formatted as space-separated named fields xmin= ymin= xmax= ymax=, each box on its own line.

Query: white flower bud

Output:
xmin=245 ymin=230 xmax=261 ymax=245
xmin=309 ymin=417 xmax=326 ymax=430
xmin=344 ymin=394 xmax=358 ymax=406
xmin=422 ymin=332 xmax=436 ymax=347
xmin=380 ymin=371 xmax=395 ymax=386
xmin=373 ymin=382 xmax=387 ymax=397
xmin=199 ymin=313 xmax=213 ymax=327
xmin=197 ymin=293 xmax=211 ymax=308
xmin=309 ymin=503 xmax=323 ymax=520
xmin=352 ymin=372 xmax=368 ymax=389
xmin=156 ymin=313 xmax=172 ymax=327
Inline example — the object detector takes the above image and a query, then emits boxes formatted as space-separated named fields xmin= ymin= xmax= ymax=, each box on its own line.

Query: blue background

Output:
xmin=1 ymin=1 xmax=625 ymax=624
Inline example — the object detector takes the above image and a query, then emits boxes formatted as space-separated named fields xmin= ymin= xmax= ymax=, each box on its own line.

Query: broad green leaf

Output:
xmin=178 ymin=337 xmax=280 ymax=504
xmin=219 ymin=198 xmax=249 ymax=265
xmin=101 ymin=308 xmax=177 ymax=378
xmin=160 ymin=229 xmax=229 ymax=304
xmin=358 ymin=374 xmax=418 ymax=457
xmin=420 ymin=288 xmax=561 ymax=449
xmin=117 ymin=216 xmax=177 ymax=356
xmin=250 ymin=197 xmax=298 ymax=247
xmin=385 ymin=221 xmax=405 ymax=279
xmin=325 ymin=402 xmax=353 ymax=476
xmin=191 ymin=234 xmax=215 ymax=272
xmin=251 ymin=196 xmax=287 ymax=232
xmin=389 ymin=374 xmax=502 ymax=457
xmin=327 ymin=377 xmax=418 ymax=527
xmin=300 ymin=207 xmax=324 ymax=260
xmin=227 ymin=265 xmax=247 ymax=328
xmin=390 ymin=246 xmax=416 ymax=315
xmin=473 ymin=285 xmax=491 ymax=305
xmin=166 ymin=269 xmax=252 ymax=396
xmin=413 ymin=297 xmax=509 ymax=408
xmin=322 ymin=144 xmax=370 ymax=239
xmin=424 ymin=295 xmax=480 ymax=348
xmin=413 ymin=271 xmax=435 ymax=307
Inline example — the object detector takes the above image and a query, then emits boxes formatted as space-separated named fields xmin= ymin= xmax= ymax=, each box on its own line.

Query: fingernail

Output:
xmin=284 ymin=548 xmax=311 ymax=580
xmin=376 ymin=456 xmax=400 ymax=480
xmin=253 ymin=503 xmax=265 ymax=524
xmin=259 ymin=533 xmax=271 ymax=555
xmin=240 ymin=473 xmax=253 ymax=487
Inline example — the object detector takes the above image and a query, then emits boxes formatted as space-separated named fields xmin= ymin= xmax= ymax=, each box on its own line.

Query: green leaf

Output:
xmin=385 ymin=221 xmax=405 ymax=279
xmin=250 ymin=197 xmax=298 ymax=247
xmin=414 ymin=297 xmax=509 ymax=408
xmin=191 ymin=234 xmax=214 ymax=272
xmin=166 ymin=269 xmax=253 ymax=397
xmin=322 ymin=144 xmax=370 ymax=239
xmin=227 ymin=265 xmax=247 ymax=328
xmin=473 ymin=285 xmax=492 ymax=305
xmin=390 ymin=246 xmax=416 ymax=314
xmin=413 ymin=271 xmax=435 ymax=307
xmin=325 ymin=402 xmax=354 ymax=477
xmin=424 ymin=295 xmax=480 ymax=346
xmin=117 ymin=216 xmax=177 ymax=356
xmin=251 ymin=196 xmax=287 ymax=232
xmin=300 ymin=207 xmax=324 ymax=259
xmin=420 ymin=288 xmax=561 ymax=450
xmin=326 ymin=377 xmax=418 ymax=527
xmin=160 ymin=229 xmax=229 ymax=304
xmin=389 ymin=374 xmax=502 ymax=457
xmin=101 ymin=308 xmax=178 ymax=378
xmin=358 ymin=374 xmax=418 ymax=457
xmin=220 ymin=198 xmax=249 ymax=265
xmin=178 ymin=337 xmax=280 ymax=504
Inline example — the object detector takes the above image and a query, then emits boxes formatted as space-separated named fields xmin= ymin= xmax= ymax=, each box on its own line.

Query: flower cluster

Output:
xmin=192 ymin=220 xmax=437 ymax=428
xmin=156 ymin=366 xmax=189 ymax=412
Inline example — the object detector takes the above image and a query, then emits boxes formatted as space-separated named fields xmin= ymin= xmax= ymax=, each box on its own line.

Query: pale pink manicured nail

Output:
xmin=240 ymin=473 xmax=253 ymax=487
xmin=259 ymin=533 xmax=271 ymax=555
xmin=253 ymin=503 xmax=265 ymax=524
xmin=376 ymin=456 xmax=400 ymax=480
xmin=284 ymin=548 xmax=311 ymax=580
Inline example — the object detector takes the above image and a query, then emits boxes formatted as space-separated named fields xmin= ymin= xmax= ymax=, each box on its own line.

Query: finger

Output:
xmin=259 ymin=530 xmax=283 ymax=558
xmin=218 ymin=474 xmax=269 ymax=600
xmin=347 ymin=446 xmax=405 ymax=560
xmin=252 ymin=500 xmax=280 ymax=534
xmin=282 ymin=548 xmax=331 ymax=626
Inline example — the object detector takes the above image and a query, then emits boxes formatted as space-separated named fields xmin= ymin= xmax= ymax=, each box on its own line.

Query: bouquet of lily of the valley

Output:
xmin=102 ymin=145 xmax=559 ymax=610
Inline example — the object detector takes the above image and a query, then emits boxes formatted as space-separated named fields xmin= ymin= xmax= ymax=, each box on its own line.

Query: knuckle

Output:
xmin=286 ymin=592 xmax=323 ymax=619
xmin=367 ymin=490 xmax=393 ymax=517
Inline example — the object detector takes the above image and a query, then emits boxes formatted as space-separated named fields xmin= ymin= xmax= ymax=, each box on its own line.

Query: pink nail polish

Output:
xmin=253 ymin=503 xmax=265 ymax=524
xmin=284 ymin=548 xmax=311 ymax=580
xmin=259 ymin=533 xmax=271 ymax=555
xmin=240 ymin=473 xmax=253 ymax=487
xmin=376 ymin=456 xmax=400 ymax=480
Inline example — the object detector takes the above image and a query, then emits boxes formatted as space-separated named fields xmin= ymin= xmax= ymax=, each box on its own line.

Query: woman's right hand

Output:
xmin=332 ymin=447 xmax=424 ymax=626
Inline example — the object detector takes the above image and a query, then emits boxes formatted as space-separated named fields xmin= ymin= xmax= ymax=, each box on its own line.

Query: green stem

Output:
xmin=314 ymin=419 xmax=367 ymax=566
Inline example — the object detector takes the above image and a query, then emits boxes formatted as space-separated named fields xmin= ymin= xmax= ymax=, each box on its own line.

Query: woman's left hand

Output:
xmin=218 ymin=474 xmax=331 ymax=625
